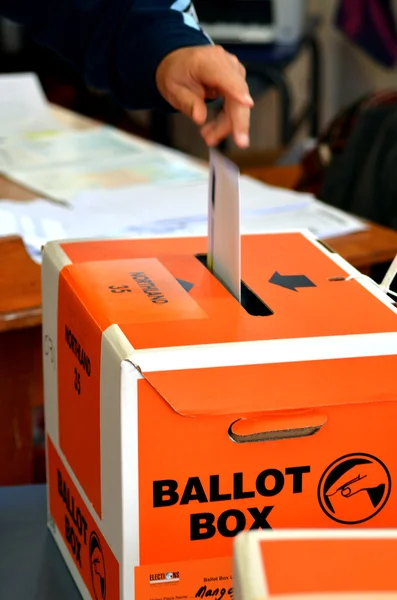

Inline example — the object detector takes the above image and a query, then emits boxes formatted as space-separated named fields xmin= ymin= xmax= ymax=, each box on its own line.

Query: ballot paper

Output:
xmin=207 ymin=149 xmax=241 ymax=302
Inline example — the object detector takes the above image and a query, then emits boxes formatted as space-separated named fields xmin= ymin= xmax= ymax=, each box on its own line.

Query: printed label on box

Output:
xmin=58 ymin=271 xmax=103 ymax=517
xmin=62 ymin=257 xmax=207 ymax=326
xmin=135 ymin=555 xmax=233 ymax=600
xmin=47 ymin=436 xmax=120 ymax=600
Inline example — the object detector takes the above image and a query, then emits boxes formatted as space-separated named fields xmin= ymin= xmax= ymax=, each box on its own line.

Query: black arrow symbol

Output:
xmin=269 ymin=272 xmax=316 ymax=292
xmin=176 ymin=278 xmax=194 ymax=293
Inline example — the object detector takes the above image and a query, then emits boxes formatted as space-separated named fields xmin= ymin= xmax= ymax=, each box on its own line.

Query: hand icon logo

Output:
xmin=89 ymin=532 xmax=106 ymax=600
xmin=318 ymin=454 xmax=391 ymax=524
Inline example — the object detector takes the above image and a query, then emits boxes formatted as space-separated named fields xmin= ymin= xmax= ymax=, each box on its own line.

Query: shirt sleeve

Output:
xmin=0 ymin=0 xmax=212 ymax=110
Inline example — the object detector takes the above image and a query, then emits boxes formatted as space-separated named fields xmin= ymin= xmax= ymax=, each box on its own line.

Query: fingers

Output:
xmin=201 ymin=97 xmax=250 ymax=148
xmin=170 ymin=84 xmax=208 ymax=126
xmin=201 ymin=110 xmax=231 ymax=147
xmin=195 ymin=47 xmax=252 ymax=146
xmin=195 ymin=46 xmax=254 ymax=107
xmin=227 ymin=97 xmax=251 ymax=148
xmin=339 ymin=474 xmax=369 ymax=498
xmin=155 ymin=45 xmax=253 ymax=147
xmin=325 ymin=469 xmax=368 ymax=498
xmin=191 ymin=99 xmax=208 ymax=126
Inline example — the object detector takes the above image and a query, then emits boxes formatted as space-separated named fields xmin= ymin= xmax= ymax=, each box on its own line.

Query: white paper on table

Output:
xmin=71 ymin=173 xmax=312 ymax=217
xmin=0 ymin=126 xmax=156 ymax=172
xmin=0 ymin=185 xmax=367 ymax=265
xmin=0 ymin=72 xmax=63 ymax=140
xmin=0 ymin=199 xmax=71 ymax=262
xmin=240 ymin=199 xmax=368 ymax=239
xmin=3 ymin=144 xmax=208 ymax=202
xmin=110 ymin=201 xmax=367 ymax=241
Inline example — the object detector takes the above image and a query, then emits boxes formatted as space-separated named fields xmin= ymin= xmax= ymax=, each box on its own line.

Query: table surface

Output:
xmin=2 ymin=105 xmax=397 ymax=333
xmin=0 ymin=484 xmax=81 ymax=599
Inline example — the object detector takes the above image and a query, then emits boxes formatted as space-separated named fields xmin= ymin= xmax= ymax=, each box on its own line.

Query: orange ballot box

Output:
xmin=234 ymin=529 xmax=397 ymax=600
xmin=42 ymin=231 xmax=397 ymax=600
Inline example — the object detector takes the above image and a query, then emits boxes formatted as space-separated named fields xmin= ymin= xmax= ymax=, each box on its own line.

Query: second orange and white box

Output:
xmin=234 ymin=529 xmax=397 ymax=600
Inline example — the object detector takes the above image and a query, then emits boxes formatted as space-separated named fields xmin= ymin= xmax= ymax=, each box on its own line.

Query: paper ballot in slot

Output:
xmin=207 ymin=149 xmax=241 ymax=302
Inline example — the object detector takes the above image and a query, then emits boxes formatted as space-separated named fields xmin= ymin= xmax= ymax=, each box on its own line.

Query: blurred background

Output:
xmin=2 ymin=0 xmax=397 ymax=163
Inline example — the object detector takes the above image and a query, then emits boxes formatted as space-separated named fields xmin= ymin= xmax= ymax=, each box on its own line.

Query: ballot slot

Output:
xmin=196 ymin=253 xmax=273 ymax=317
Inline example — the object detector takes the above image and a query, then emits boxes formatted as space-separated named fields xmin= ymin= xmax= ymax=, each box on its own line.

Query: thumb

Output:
xmin=340 ymin=475 xmax=368 ymax=498
xmin=172 ymin=85 xmax=208 ymax=126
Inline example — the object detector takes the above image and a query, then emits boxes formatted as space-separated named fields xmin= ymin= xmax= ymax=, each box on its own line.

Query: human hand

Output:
xmin=325 ymin=463 xmax=382 ymax=503
xmin=156 ymin=45 xmax=254 ymax=148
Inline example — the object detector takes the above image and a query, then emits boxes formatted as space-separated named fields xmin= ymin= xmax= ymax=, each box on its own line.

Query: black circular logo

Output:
xmin=89 ymin=531 xmax=106 ymax=600
xmin=318 ymin=453 xmax=391 ymax=525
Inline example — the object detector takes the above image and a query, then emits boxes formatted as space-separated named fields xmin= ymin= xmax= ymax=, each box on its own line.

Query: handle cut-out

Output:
xmin=229 ymin=411 xmax=327 ymax=443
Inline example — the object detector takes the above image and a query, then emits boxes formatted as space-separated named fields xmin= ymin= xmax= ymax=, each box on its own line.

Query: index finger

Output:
xmin=224 ymin=95 xmax=251 ymax=148
xmin=325 ymin=467 xmax=363 ymax=496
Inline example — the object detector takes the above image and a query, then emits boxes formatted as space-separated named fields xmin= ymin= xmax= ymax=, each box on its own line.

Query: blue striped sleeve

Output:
xmin=0 ymin=0 xmax=212 ymax=109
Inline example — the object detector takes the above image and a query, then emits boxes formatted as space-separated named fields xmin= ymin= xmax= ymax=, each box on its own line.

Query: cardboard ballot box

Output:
xmin=42 ymin=230 xmax=397 ymax=600
xmin=234 ymin=529 xmax=397 ymax=600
